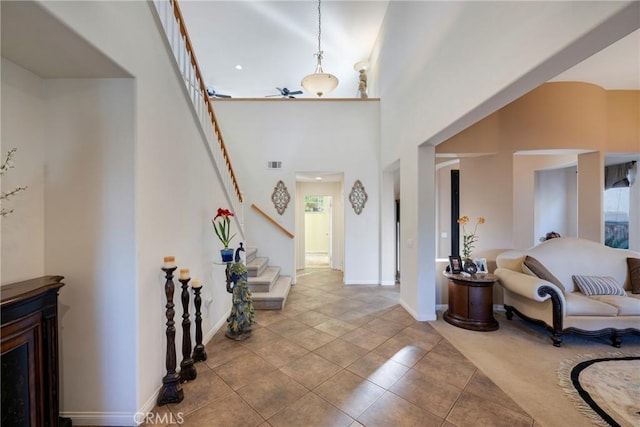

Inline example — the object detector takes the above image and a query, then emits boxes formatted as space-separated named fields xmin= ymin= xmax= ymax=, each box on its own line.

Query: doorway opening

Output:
xmin=295 ymin=173 xmax=344 ymax=272
xmin=304 ymin=195 xmax=332 ymax=268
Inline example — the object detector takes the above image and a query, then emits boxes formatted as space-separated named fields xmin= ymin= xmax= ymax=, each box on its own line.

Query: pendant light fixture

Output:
xmin=301 ymin=0 xmax=339 ymax=97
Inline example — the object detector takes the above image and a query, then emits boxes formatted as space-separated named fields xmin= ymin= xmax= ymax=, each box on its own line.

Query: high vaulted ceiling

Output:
xmin=180 ymin=1 xmax=639 ymax=99
xmin=1 ymin=1 xmax=637 ymax=96
xmin=180 ymin=0 xmax=390 ymax=99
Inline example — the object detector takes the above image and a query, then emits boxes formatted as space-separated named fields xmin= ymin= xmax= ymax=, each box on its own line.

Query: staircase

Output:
xmin=246 ymin=247 xmax=292 ymax=310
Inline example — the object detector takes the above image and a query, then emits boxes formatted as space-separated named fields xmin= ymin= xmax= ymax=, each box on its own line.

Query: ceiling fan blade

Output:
xmin=265 ymin=94 xmax=281 ymax=98
xmin=206 ymin=87 xmax=232 ymax=98
xmin=289 ymin=90 xmax=303 ymax=95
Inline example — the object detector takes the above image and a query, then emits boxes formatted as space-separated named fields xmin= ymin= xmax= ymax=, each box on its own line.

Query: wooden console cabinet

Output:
xmin=443 ymin=272 xmax=499 ymax=331
xmin=1 ymin=276 xmax=68 ymax=427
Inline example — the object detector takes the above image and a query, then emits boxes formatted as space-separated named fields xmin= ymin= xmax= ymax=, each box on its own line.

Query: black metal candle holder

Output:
xmin=191 ymin=285 xmax=207 ymax=362
xmin=178 ymin=277 xmax=197 ymax=382
xmin=157 ymin=266 xmax=184 ymax=405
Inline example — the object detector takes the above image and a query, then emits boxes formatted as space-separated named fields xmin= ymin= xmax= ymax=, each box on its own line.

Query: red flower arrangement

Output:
xmin=212 ymin=208 xmax=236 ymax=248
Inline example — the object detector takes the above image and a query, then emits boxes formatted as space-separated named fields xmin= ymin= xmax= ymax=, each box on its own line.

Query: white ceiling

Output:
xmin=2 ymin=1 xmax=636 ymax=93
xmin=180 ymin=0 xmax=390 ymax=98
xmin=550 ymin=28 xmax=639 ymax=89
xmin=0 ymin=1 xmax=130 ymax=78
xmin=180 ymin=1 xmax=639 ymax=99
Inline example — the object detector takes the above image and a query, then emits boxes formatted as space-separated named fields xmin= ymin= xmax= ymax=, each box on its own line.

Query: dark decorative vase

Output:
xmin=220 ymin=248 xmax=234 ymax=263
xmin=463 ymin=259 xmax=478 ymax=274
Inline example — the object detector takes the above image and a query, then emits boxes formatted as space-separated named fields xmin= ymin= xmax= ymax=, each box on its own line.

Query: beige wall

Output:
xmin=434 ymin=82 xmax=625 ymax=153
xmin=460 ymin=152 xmax=514 ymax=259
xmin=578 ymin=152 xmax=605 ymax=242
xmin=434 ymin=82 xmax=639 ymax=282
xmin=502 ymin=83 xmax=608 ymax=151
xmin=434 ymin=114 xmax=501 ymax=155
xmin=607 ymin=90 xmax=640 ymax=151
xmin=439 ymin=82 xmax=639 ymax=154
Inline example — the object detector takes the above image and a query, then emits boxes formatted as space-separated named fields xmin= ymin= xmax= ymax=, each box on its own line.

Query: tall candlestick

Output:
xmin=192 ymin=282 xmax=207 ymax=362
xmin=179 ymin=276 xmax=196 ymax=382
xmin=157 ymin=265 xmax=183 ymax=405
xmin=163 ymin=256 xmax=176 ymax=269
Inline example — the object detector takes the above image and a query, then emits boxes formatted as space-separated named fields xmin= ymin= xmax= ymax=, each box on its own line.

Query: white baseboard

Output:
xmin=139 ymin=388 xmax=160 ymax=417
xmin=399 ymin=300 xmax=437 ymax=321
xmin=61 ymin=412 xmax=137 ymax=426
xmin=344 ymin=280 xmax=380 ymax=285
xmin=380 ymin=280 xmax=396 ymax=286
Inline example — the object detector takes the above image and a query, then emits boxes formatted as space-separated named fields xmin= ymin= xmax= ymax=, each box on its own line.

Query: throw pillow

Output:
xmin=522 ymin=255 xmax=565 ymax=291
xmin=628 ymin=257 xmax=640 ymax=294
xmin=572 ymin=275 xmax=626 ymax=296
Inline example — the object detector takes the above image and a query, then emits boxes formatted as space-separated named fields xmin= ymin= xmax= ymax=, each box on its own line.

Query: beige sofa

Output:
xmin=495 ymin=237 xmax=640 ymax=347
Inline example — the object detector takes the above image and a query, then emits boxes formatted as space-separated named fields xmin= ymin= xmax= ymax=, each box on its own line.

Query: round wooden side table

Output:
xmin=443 ymin=272 xmax=499 ymax=331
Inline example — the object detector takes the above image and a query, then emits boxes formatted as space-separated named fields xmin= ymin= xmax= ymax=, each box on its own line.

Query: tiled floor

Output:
xmin=153 ymin=269 xmax=534 ymax=427
xmin=305 ymin=252 xmax=330 ymax=268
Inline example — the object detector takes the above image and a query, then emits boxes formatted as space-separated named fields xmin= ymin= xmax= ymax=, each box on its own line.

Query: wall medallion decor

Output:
xmin=271 ymin=180 xmax=290 ymax=215
xmin=349 ymin=179 xmax=368 ymax=215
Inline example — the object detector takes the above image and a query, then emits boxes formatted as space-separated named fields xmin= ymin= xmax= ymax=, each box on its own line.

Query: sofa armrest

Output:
xmin=495 ymin=267 xmax=566 ymax=309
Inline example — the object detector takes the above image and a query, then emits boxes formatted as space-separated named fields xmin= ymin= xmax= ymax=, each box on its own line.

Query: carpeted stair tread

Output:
xmin=247 ymin=256 xmax=268 ymax=278
xmin=251 ymin=276 xmax=292 ymax=310
xmin=247 ymin=266 xmax=280 ymax=293
xmin=246 ymin=247 xmax=258 ymax=264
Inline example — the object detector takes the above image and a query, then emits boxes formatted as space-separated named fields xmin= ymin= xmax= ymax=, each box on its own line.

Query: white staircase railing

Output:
xmin=151 ymin=0 xmax=244 ymax=233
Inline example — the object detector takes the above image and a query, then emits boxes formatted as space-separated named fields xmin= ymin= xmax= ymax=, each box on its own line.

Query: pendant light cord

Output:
xmin=313 ymin=0 xmax=324 ymax=72
xmin=317 ymin=0 xmax=322 ymax=54
xmin=301 ymin=0 xmax=338 ymax=96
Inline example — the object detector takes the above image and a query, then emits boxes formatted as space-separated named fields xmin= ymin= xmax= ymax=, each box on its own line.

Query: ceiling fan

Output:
xmin=266 ymin=87 xmax=303 ymax=98
xmin=206 ymin=86 xmax=231 ymax=98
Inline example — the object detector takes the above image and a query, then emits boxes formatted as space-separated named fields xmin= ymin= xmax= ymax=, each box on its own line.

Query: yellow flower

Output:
xmin=457 ymin=216 xmax=469 ymax=225
xmin=458 ymin=216 xmax=485 ymax=259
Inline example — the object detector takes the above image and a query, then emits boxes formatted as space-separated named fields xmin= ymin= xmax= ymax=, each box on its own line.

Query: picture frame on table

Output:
xmin=474 ymin=258 xmax=488 ymax=274
xmin=448 ymin=255 xmax=463 ymax=273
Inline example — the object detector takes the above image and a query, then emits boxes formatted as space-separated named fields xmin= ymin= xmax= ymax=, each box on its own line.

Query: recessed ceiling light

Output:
xmin=315 ymin=176 xmax=323 ymax=181
xmin=235 ymin=65 xmax=243 ymax=70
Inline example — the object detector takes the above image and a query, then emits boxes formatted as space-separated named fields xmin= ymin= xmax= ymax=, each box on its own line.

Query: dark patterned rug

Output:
xmin=557 ymin=353 xmax=640 ymax=427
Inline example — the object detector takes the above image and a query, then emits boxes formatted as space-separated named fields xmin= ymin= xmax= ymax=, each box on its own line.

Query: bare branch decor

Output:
xmin=271 ymin=180 xmax=291 ymax=215
xmin=349 ymin=179 xmax=368 ymax=215
xmin=1 ymin=148 xmax=28 ymax=217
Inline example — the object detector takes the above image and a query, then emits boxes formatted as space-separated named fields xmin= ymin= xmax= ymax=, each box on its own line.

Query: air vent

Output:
xmin=267 ymin=161 xmax=282 ymax=169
